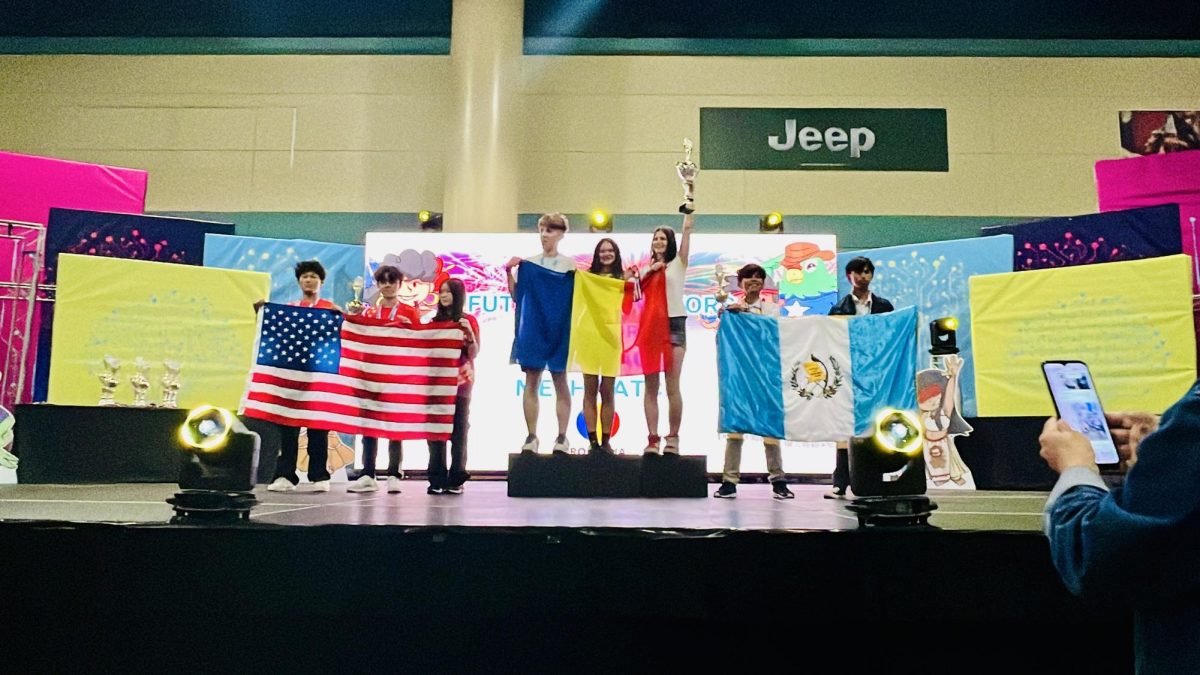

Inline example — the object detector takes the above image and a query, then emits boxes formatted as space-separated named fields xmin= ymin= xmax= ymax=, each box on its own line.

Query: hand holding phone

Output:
xmin=1042 ymin=361 xmax=1120 ymax=466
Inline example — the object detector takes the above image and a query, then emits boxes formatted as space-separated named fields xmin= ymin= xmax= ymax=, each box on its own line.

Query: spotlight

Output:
xmin=930 ymin=316 xmax=959 ymax=356
xmin=588 ymin=210 xmax=613 ymax=233
xmin=166 ymin=405 xmax=261 ymax=523
xmin=759 ymin=212 xmax=784 ymax=233
xmin=418 ymin=210 xmax=443 ymax=232
xmin=845 ymin=408 xmax=937 ymax=527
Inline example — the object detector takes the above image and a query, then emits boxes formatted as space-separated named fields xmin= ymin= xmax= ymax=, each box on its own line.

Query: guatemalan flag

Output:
xmin=717 ymin=306 xmax=918 ymax=441
xmin=511 ymin=261 xmax=672 ymax=376
xmin=240 ymin=303 xmax=463 ymax=440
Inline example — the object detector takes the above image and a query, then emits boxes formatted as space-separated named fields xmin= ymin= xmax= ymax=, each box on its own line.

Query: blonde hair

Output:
xmin=537 ymin=212 xmax=570 ymax=233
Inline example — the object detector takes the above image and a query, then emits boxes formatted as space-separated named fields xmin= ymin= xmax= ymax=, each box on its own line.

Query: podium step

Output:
xmin=507 ymin=452 xmax=707 ymax=498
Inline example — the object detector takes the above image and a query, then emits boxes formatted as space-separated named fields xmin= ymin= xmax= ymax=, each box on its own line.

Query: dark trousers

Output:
xmin=833 ymin=446 xmax=850 ymax=490
xmin=274 ymin=424 xmax=330 ymax=484
xmin=428 ymin=396 xmax=470 ymax=489
xmin=361 ymin=437 xmax=403 ymax=478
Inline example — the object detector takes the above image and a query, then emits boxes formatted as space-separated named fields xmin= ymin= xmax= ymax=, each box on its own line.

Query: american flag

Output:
xmin=240 ymin=303 xmax=462 ymax=440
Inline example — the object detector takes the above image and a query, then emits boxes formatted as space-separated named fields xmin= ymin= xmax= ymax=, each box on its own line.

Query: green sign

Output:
xmin=700 ymin=107 xmax=948 ymax=172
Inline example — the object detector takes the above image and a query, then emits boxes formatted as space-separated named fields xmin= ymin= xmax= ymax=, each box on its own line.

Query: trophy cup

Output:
xmin=97 ymin=355 xmax=121 ymax=406
xmin=713 ymin=264 xmax=730 ymax=304
xmin=347 ymin=276 xmax=366 ymax=315
xmin=675 ymin=138 xmax=698 ymax=214
xmin=160 ymin=359 xmax=182 ymax=408
xmin=130 ymin=357 xmax=151 ymax=408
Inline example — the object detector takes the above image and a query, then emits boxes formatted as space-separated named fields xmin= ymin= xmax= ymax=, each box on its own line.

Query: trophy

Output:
xmin=675 ymin=138 xmax=698 ymax=214
xmin=129 ymin=357 xmax=151 ymax=408
xmin=713 ymin=264 xmax=731 ymax=304
xmin=347 ymin=276 xmax=366 ymax=314
xmin=97 ymin=355 xmax=121 ymax=406
xmin=160 ymin=359 xmax=182 ymax=408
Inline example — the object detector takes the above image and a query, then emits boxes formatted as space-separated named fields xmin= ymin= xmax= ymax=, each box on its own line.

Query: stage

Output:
xmin=0 ymin=480 xmax=1048 ymax=530
xmin=0 ymin=480 xmax=1132 ymax=673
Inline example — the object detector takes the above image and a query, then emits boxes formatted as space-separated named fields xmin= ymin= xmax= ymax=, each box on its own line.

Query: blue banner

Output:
xmin=203 ymin=234 xmax=364 ymax=309
xmin=838 ymin=235 xmax=1013 ymax=417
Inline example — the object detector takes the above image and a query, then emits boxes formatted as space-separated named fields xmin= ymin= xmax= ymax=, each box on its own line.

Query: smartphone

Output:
xmin=1042 ymin=361 xmax=1120 ymax=466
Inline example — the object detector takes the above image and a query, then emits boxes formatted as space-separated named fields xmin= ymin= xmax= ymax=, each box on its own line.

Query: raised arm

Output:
xmin=679 ymin=213 xmax=694 ymax=265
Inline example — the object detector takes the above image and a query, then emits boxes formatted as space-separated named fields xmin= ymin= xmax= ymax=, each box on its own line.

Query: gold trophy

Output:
xmin=713 ymin=263 xmax=730 ymax=304
xmin=130 ymin=357 xmax=151 ymax=408
xmin=97 ymin=355 xmax=121 ymax=406
xmin=347 ymin=276 xmax=366 ymax=315
xmin=160 ymin=359 xmax=182 ymax=408
xmin=675 ymin=138 xmax=698 ymax=214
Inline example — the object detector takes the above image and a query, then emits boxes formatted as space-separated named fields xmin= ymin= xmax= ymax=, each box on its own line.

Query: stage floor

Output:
xmin=0 ymin=480 xmax=1047 ymax=531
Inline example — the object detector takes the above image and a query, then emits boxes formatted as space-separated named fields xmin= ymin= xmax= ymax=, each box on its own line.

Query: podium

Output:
xmin=507 ymin=452 xmax=708 ymax=498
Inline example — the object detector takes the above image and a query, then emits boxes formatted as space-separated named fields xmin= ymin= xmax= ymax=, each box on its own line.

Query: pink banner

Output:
xmin=1095 ymin=151 xmax=1200 ymax=291
xmin=0 ymin=151 xmax=148 ymax=404
xmin=0 ymin=151 xmax=148 ymax=227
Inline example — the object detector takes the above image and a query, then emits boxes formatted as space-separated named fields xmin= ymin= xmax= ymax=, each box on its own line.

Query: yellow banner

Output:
xmin=566 ymin=271 xmax=626 ymax=377
xmin=970 ymin=255 xmax=1196 ymax=416
xmin=49 ymin=254 xmax=270 ymax=409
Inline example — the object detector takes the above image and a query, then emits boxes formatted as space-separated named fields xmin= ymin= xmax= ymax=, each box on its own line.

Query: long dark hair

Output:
xmin=588 ymin=238 xmax=625 ymax=278
xmin=652 ymin=227 xmax=678 ymax=264
xmin=434 ymin=278 xmax=466 ymax=322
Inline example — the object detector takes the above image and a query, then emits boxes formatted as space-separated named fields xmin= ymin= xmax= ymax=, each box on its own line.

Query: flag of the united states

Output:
xmin=240 ymin=303 xmax=462 ymax=440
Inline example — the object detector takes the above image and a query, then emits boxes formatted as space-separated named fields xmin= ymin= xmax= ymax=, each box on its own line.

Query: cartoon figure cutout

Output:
xmin=916 ymin=354 xmax=975 ymax=488
xmin=367 ymin=249 xmax=449 ymax=317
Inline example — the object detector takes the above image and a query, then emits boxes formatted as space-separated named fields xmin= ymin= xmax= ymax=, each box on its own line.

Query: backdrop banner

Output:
xmin=33 ymin=209 xmax=234 ymax=401
xmin=49 ymin=255 xmax=269 ymax=410
xmin=970 ymin=255 xmax=1195 ymax=417
xmin=982 ymin=205 xmax=1181 ymax=272
xmin=365 ymin=232 xmax=840 ymax=473
xmin=203 ymin=234 xmax=365 ymax=310
xmin=838 ymin=234 xmax=1013 ymax=417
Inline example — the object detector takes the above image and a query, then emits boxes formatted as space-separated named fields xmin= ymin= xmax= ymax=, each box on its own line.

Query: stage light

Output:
xmin=871 ymin=408 xmax=923 ymax=455
xmin=418 ymin=211 xmax=444 ymax=232
xmin=759 ymin=212 xmax=784 ymax=233
xmin=930 ymin=316 xmax=959 ymax=355
xmin=167 ymin=405 xmax=261 ymax=523
xmin=588 ymin=210 xmax=613 ymax=233
xmin=845 ymin=407 xmax=937 ymax=527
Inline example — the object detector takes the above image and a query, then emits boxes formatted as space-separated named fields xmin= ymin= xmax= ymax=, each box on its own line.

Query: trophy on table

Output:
xmin=97 ymin=355 xmax=121 ymax=406
xmin=347 ymin=276 xmax=366 ymax=315
xmin=675 ymin=138 xmax=698 ymax=214
xmin=160 ymin=359 xmax=182 ymax=408
xmin=130 ymin=357 xmax=151 ymax=408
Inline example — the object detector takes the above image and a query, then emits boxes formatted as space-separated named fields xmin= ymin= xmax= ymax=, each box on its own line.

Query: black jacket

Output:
xmin=828 ymin=293 xmax=894 ymax=316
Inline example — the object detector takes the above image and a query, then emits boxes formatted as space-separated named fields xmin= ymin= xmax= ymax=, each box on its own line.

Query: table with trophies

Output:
xmin=14 ymin=355 xmax=280 ymax=484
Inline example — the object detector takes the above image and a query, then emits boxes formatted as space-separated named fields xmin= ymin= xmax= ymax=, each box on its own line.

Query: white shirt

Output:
xmin=742 ymin=294 xmax=780 ymax=317
xmin=527 ymin=252 xmax=576 ymax=274
xmin=853 ymin=292 xmax=873 ymax=316
xmin=664 ymin=256 xmax=687 ymax=318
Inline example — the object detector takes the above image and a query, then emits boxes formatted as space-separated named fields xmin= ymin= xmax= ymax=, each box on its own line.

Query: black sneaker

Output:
xmin=772 ymin=482 xmax=795 ymax=500
xmin=823 ymin=485 xmax=847 ymax=500
xmin=444 ymin=485 xmax=463 ymax=495
xmin=713 ymin=481 xmax=737 ymax=499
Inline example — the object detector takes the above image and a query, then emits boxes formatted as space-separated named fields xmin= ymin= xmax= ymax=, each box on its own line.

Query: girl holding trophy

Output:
xmin=638 ymin=141 xmax=696 ymax=455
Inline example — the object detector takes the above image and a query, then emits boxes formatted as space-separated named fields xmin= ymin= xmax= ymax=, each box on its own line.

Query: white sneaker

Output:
xmin=551 ymin=436 xmax=570 ymax=454
xmin=520 ymin=436 xmax=539 ymax=453
xmin=347 ymin=475 xmax=378 ymax=493
xmin=387 ymin=476 xmax=403 ymax=494
xmin=267 ymin=477 xmax=295 ymax=492
xmin=308 ymin=480 xmax=331 ymax=493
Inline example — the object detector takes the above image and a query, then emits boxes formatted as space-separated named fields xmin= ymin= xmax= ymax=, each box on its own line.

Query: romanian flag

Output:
xmin=717 ymin=307 xmax=918 ymax=441
xmin=511 ymin=264 xmax=672 ymax=376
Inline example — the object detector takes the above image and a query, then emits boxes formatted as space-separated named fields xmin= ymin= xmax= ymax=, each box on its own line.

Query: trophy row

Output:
xmin=98 ymin=356 xmax=182 ymax=408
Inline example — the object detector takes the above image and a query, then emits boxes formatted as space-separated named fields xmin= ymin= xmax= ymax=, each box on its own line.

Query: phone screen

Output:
xmin=1042 ymin=361 xmax=1120 ymax=465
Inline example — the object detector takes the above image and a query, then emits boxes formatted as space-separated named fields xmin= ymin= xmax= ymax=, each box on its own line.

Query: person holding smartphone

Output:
xmin=1039 ymin=381 xmax=1199 ymax=674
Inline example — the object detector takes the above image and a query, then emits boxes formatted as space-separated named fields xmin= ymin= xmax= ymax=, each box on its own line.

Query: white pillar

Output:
xmin=442 ymin=0 xmax=523 ymax=232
